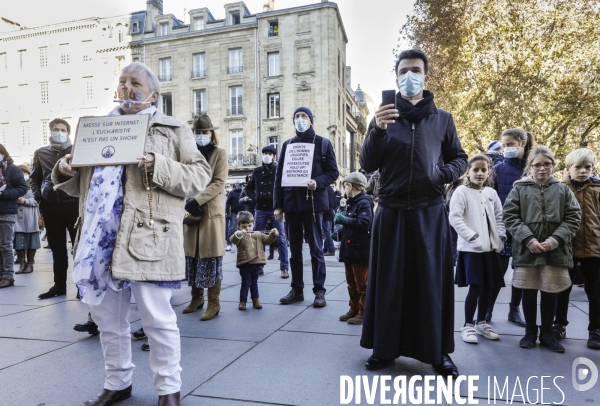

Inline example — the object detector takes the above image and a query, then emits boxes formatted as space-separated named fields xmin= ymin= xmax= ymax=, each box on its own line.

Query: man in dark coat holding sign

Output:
xmin=274 ymin=106 xmax=339 ymax=307
xmin=360 ymin=50 xmax=468 ymax=376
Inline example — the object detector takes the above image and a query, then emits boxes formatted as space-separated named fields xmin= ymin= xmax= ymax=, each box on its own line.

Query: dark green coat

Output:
xmin=503 ymin=176 xmax=581 ymax=268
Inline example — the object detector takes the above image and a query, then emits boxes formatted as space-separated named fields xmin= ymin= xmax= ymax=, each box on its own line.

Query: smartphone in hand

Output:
xmin=381 ymin=90 xmax=396 ymax=107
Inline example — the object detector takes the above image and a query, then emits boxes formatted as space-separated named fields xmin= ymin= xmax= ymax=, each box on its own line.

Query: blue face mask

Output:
xmin=397 ymin=71 xmax=425 ymax=98
xmin=195 ymin=135 xmax=211 ymax=147
xmin=295 ymin=118 xmax=309 ymax=133
xmin=51 ymin=131 xmax=68 ymax=144
xmin=504 ymin=147 xmax=519 ymax=159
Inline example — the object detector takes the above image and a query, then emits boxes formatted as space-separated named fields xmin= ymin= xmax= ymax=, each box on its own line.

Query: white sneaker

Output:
xmin=226 ymin=245 xmax=232 ymax=251
xmin=461 ymin=324 xmax=478 ymax=344
xmin=476 ymin=322 xmax=500 ymax=340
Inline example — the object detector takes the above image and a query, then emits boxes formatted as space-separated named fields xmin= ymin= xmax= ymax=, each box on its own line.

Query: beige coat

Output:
xmin=52 ymin=112 xmax=212 ymax=281
xmin=183 ymin=147 xmax=227 ymax=259
xmin=230 ymin=228 xmax=279 ymax=266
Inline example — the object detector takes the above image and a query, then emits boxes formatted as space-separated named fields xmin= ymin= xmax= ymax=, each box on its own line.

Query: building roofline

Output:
xmin=134 ymin=20 xmax=258 ymax=44
xmin=257 ymin=2 xmax=347 ymax=43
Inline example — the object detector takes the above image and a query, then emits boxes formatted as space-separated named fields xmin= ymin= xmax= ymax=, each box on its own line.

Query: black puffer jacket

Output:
xmin=0 ymin=157 xmax=28 ymax=214
xmin=245 ymin=163 xmax=276 ymax=211
xmin=225 ymin=188 xmax=245 ymax=214
xmin=30 ymin=142 xmax=79 ymax=204
xmin=339 ymin=192 xmax=373 ymax=263
xmin=360 ymin=91 xmax=468 ymax=210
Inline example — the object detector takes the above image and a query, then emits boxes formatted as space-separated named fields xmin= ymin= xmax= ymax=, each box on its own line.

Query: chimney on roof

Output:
xmin=263 ymin=0 xmax=275 ymax=11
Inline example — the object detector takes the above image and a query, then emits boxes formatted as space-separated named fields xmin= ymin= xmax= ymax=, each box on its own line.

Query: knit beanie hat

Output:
xmin=343 ymin=172 xmax=368 ymax=190
xmin=488 ymin=140 xmax=502 ymax=152
xmin=292 ymin=106 xmax=314 ymax=124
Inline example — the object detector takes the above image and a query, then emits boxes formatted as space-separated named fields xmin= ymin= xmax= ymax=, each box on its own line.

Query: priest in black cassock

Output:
xmin=360 ymin=49 xmax=468 ymax=377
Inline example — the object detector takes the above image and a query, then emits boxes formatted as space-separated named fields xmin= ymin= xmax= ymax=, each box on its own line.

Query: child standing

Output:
xmin=503 ymin=146 xmax=581 ymax=352
xmin=334 ymin=172 xmax=373 ymax=325
xmin=450 ymin=155 xmax=506 ymax=344
xmin=230 ymin=211 xmax=279 ymax=310
xmin=487 ymin=128 xmax=535 ymax=326
xmin=553 ymin=148 xmax=600 ymax=349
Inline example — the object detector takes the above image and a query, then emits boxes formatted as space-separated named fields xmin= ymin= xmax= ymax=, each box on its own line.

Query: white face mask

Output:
xmin=294 ymin=118 xmax=309 ymax=133
xmin=262 ymin=154 xmax=273 ymax=165
xmin=195 ymin=135 xmax=211 ymax=147
xmin=119 ymin=93 xmax=154 ymax=111
xmin=397 ymin=71 xmax=425 ymax=98
xmin=51 ymin=131 xmax=68 ymax=143
xmin=24 ymin=175 xmax=30 ymax=181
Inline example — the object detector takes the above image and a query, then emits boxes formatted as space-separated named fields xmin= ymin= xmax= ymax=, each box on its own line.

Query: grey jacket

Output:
xmin=14 ymin=189 xmax=40 ymax=233
xmin=503 ymin=176 xmax=581 ymax=268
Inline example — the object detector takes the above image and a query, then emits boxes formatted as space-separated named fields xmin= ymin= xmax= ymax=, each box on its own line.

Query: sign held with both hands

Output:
xmin=70 ymin=115 xmax=150 ymax=167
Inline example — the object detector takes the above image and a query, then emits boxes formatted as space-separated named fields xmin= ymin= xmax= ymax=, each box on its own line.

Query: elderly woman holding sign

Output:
xmin=54 ymin=62 xmax=212 ymax=406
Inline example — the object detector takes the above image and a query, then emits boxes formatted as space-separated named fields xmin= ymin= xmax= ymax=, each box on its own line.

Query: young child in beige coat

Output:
xmin=230 ymin=211 xmax=279 ymax=310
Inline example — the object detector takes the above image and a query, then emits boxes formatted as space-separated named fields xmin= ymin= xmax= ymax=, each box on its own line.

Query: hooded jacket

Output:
xmin=338 ymin=192 xmax=373 ymax=263
xmin=562 ymin=177 xmax=600 ymax=258
xmin=30 ymin=139 xmax=79 ymax=204
xmin=0 ymin=157 xmax=28 ymax=214
xmin=503 ymin=176 xmax=581 ymax=268
xmin=360 ymin=91 xmax=467 ymax=210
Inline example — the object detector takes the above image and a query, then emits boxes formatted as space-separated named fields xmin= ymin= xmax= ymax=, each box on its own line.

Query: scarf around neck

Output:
xmin=396 ymin=90 xmax=436 ymax=123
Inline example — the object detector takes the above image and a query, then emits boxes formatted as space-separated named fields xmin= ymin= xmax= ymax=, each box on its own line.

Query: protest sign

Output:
xmin=70 ymin=115 xmax=150 ymax=167
xmin=281 ymin=143 xmax=314 ymax=187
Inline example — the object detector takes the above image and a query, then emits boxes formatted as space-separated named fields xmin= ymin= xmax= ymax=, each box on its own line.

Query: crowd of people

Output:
xmin=0 ymin=49 xmax=598 ymax=405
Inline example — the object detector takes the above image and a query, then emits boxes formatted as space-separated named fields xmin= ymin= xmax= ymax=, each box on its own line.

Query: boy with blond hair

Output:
xmin=554 ymin=148 xmax=600 ymax=349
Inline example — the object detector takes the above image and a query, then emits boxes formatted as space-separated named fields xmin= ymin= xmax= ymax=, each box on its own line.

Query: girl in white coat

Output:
xmin=450 ymin=155 xmax=506 ymax=344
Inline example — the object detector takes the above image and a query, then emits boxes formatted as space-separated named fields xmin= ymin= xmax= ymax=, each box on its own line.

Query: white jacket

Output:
xmin=449 ymin=185 xmax=506 ymax=253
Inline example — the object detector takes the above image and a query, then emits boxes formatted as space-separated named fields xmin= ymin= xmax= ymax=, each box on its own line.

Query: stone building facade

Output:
xmin=133 ymin=0 xmax=353 ymax=180
xmin=0 ymin=14 xmax=136 ymax=163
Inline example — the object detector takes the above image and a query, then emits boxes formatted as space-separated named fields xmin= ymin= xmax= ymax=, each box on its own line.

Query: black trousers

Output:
xmin=40 ymin=201 xmax=79 ymax=290
xmin=555 ymin=257 xmax=600 ymax=331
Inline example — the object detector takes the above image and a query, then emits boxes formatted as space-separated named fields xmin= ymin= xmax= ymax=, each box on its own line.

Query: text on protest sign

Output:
xmin=281 ymin=143 xmax=314 ymax=187
xmin=71 ymin=115 xmax=150 ymax=167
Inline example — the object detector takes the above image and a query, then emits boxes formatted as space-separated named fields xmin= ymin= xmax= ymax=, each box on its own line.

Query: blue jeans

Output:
xmin=286 ymin=211 xmax=326 ymax=294
xmin=322 ymin=220 xmax=334 ymax=253
xmin=239 ymin=264 xmax=261 ymax=301
xmin=254 ymin=209 xmax=289 ymax=271
xmin=227 ymin=212 xmax=238 ymax=245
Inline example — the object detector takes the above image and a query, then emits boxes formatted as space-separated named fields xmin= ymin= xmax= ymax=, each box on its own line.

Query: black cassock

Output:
xmin=360 ymin=204 xmax=455 ymax=364
xmin=359 ymin=90 xmax=467 ymax=365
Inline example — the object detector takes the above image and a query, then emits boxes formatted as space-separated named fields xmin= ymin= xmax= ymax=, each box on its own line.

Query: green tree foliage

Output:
xmin=399 ymin=0 xmax=600 ymax=165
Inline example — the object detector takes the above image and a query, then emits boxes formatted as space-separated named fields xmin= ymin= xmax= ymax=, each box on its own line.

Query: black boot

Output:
xmin=519 ymin=326 xmax=538 ymax=349
xmin=539 ymin=329 xmax=565 ymax=353
xmin=508 ymin=305 xmax=526 ymax=327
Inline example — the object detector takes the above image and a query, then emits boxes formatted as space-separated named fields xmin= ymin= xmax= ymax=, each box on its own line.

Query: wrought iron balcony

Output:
xmin=228 ymin=153 xmax=257 ymax=167
xmin=158 ymin=73 xmax=172 ymax=82
xmin=227 ymin=66 xmax=244 ymax=74
xmin=227 ymin=107 xmax=244 ymax=116
xmin=191 ymin=69 xmax=207 ymax=78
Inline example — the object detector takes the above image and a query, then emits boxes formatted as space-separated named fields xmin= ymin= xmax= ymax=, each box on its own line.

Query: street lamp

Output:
xmin=247 ymin=144 xmax=258 ymax=152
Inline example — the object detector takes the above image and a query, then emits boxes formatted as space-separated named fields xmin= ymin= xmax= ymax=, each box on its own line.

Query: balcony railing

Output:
xmin=227 ymin=107 xmax=244 ymax=116
xmin=191 ymin=69 xmax=207 ymax=78
xmin=228 ymin=153 xmax=257 ymax=167
xmin=158 ymin=73 xmax=172 ymax=82
xmin=227 ymin=66 xmax=244 ymax=74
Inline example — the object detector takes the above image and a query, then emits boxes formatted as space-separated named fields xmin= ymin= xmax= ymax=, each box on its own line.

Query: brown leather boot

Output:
xmin=22 ymin=249 xmax=36 ymax=274
xmin=14 ymin=250 xmax=26 ymax=274
xmin=158 ymin=391 xmax=180 ymax=406
xmin=81 ymin=385 xmax=132 ymax=405
xmin=252 ymin=298 xmax=262 ymax=309
xmin=0 ymin=279 xmax=14 ymax=289
xmin=182 ymin=286 xmax=204 ymax=313
xmin=200 ymin=281 xmax=221 ymax=321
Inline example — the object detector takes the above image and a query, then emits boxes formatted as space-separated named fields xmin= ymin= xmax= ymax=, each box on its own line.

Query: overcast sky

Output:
xmin=2 ymin=0 xmax=414 ymax=108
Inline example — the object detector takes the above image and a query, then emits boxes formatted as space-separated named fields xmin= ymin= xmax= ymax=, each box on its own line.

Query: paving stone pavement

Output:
xmin=0 ymin=245 xmax=598 ymax=405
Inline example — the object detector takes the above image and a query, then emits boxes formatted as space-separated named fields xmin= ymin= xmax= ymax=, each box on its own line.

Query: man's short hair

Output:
xmin=395 ymin=49 xmax=429 ymax=75
xmin=237 ymin=211 xmax=254 ymax=225
xmin=49 ymin=118 xmax=71 ymax=134
xmin=564 ymin=148 xmax=597 ymax=169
